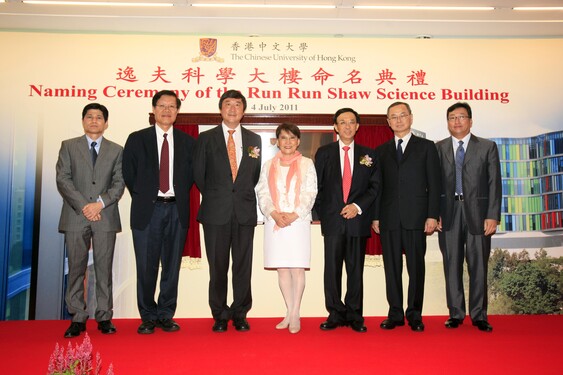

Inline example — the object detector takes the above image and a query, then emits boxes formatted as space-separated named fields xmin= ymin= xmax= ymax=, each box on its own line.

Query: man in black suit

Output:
xmin=436 ymin=102 xmax=501 ymax=332
xmin=315 ymin=108 xmax=380 ymax=333
xmin=194 ymin=90 xmax=262 ymax=332
xmin=372 ymin=101 xmax=441 ymax=332
xmin=123 ymin=90 xmax=194 ymax=334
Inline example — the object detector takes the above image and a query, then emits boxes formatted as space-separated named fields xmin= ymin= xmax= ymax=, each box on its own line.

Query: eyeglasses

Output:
xmin=448 ymin=115 xmax=470 ymax=122
xmin=155 ymin=104 xmax=178 ymax=111
xmin=388 ymin=113 xmax=411 ymax=122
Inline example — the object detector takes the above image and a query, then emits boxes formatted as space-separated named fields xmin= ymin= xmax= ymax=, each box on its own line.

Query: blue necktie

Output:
xmin=455 ymin=140 xmax=465 ymax=195
xmin=91 ymin=141 xmax=98 ymax=166
xmin=397 ymin=139 xmax=403 ymax=162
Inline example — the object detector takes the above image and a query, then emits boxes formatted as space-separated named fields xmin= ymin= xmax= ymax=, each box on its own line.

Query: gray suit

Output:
xmin=436 ymin=134 xmax=501 ymax=322
xmin=56 ymin=135 xmax=125 ymax=323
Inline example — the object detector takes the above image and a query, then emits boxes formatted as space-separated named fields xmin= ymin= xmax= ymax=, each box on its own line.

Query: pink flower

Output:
xmin=247 ymin=146 xmax=260 ymax=159
xmin=46 ymin=333 xmax=114 ymax=375
xmin=359 ymin=154 xmax=373 ymax=167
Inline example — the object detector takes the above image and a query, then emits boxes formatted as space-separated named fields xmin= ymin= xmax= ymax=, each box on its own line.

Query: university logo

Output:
xmin=192 ymin=38 xmax=224 ymax=62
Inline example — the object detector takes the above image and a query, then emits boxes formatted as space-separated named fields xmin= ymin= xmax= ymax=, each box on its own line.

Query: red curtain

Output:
xmin=174 ymin=124 xmax=201 ymax=258
xmin=171 ymin=121 xmax=392 ymax=258
xmin=355 ymin=124 xmax=393 ymax=255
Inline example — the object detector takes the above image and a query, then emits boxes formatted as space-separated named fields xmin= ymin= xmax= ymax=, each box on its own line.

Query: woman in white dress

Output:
xmin=256 ymin=123 xmax=317 ymax=334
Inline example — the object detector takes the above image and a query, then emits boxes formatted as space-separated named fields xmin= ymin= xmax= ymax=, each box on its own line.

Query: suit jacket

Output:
xmin=56 ymin=135 xmax=125 ymax=232
xmin=122 ymin=126 xmax=194 ymax=230
xmin=314 ymin=141 xmax=380 ymax=238
xmin=374 ymin=134 xmax=441 ymax=231
xmin=194 ymin=125 xmax=262 ymax=226
xmin=436 ymin=134 xmax=501 ymax=235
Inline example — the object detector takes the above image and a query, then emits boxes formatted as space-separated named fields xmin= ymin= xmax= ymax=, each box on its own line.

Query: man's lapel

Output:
xmin=214 ymin=126 xmax=230 ymax=166
xmin=78 ymin=136 xmax=94 ymax=171
xmin=464 ymin=134 xmax=477 ymax=165
xmin=442 ymin=138 xmax=455 ymax=168
xmin=332 ymin=142 xmax=343 ymax=185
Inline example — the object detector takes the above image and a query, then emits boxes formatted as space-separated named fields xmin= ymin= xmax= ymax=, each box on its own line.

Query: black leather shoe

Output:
xmin=380 ymin=319 xmax=405 ymax=330
xmin=320 ymin=321 xmax=341 ymax=330
xmin=445 ymin=318 xmax=463 ymax=329
xmin=212 ymin=319 xmax=228 ymax=333
xmin=233 ymin=318 xmax=250 ymax=332
xmin=409 ymin=320 xmax=425 ymax=332
xmin=157 ymin=318 xmax=180 ymax=332
xmin=64 ymin=322 xmax=86 ymax=338
xmin=350 ymin=321 xmax=367 ymax=333
xmin=97 ymin=320 xmax=116 ymax=334
xmin=473 ymin=320 xmax=493 ymax=332
xmin=137 ymin=320 xmax=156 ymax=334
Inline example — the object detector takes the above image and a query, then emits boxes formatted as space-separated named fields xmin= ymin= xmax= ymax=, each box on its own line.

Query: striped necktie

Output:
xmin=455 ymin=140 xmax=465 ymax=195
xmin=342 ymin=146 xmax=352 ymax=202
xmin=91 ymin=141 xmax=98 ymax=166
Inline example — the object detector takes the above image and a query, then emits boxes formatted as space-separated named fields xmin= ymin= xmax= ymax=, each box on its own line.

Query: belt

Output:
xmin=454 ymin=195 xmax=464 ymax=201
xmin=156 ymin=196 xmax=176 ymax=203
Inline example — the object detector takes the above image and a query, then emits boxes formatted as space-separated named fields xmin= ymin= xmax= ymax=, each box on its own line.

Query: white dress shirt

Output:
xmin=395 ymin=131 xmax=413 ymax=150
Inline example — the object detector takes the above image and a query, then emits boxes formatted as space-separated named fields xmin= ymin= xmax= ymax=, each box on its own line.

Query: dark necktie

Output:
xmin=342 ymin=146 xmax=352 ymax=203
xmin=397 ymin=139 xmax=403 ymax=162
xmin=159 ymin=133 xmax=170 ymax=193
xmin=455 ymin=140 xmax=465 ymax=195
xmin=91 ymin=141 xmax=98 ymax=166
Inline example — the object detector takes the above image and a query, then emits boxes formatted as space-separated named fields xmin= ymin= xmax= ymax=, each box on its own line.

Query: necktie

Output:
xmin=91 ymin=141 xmax=98 ymax=166
xmin=227 ymin=130 xmax=238 ymax=182
xmin=455 ymin=140 xmax=465 ymax=195
xmin=397 ymin=139 xmax=403 ymax=162
xmin=342 ymin=146 xmax=352 ymax=203
xmin=159 ymin=133 xmax=170 ymax=193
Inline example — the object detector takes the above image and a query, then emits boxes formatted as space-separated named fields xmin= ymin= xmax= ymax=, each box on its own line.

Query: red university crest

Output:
xmin=199 ymin=38 xmax=218 ymax=58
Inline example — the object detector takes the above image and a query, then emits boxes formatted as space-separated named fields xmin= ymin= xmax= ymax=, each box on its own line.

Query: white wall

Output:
xmin=1 ymin=32 xmax=561 ymax=319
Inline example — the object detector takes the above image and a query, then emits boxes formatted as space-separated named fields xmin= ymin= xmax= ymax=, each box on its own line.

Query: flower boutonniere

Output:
xmin=359 ymin=154 xmax=373 ymax=167
xmin=248 ymin=146 xmax=260 ymax=159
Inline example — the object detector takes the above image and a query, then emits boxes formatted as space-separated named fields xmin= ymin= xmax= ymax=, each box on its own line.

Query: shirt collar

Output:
xmin=338 ymin=140 xmax=355 ymax=150
xmin=395 ymin=131 xmax=412 ymax=145
xmin=85 ymin=134 xmax=102 ymax=146
xmin=452 ymin=133 xmax=471 ymax=148
xmin=222 ymin=122 xmax=241 ymax=134
xmin=155 ymin=125 xmax=172 ymax=138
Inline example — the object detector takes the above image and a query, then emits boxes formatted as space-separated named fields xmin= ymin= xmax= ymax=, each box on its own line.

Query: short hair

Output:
xmin=447 ymin=102 xmax=472 ymax=119
xmin=276 ymin=123 xmax=301 ymax=139
xmin=152 ymin=90 xmax=181 ymax=110
xmin=82 ymin=103 xmax=109 ymax=122
xmin=219 ymin=90 xmax=247 ymax=111
xmin=387 ymin=101 xmax=412 ymax=116
xmin=333 ymin=108 xmax=360 ymax=124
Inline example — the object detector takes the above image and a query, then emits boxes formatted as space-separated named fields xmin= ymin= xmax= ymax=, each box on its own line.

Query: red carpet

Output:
xmin=1 ymin=316 xmax=561 ymax=374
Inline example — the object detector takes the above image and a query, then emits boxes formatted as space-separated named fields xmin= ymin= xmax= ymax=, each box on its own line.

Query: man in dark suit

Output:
xmin=372 ymin=101 xmax=441 ymax=332
xmin=56 ymin=103 xmax=125 ymax=338
xmin=315 ymin=108 xmax=380 ymax=333
xmin=123 ymin=90 xmax=194 ymax=334
xmin=194 ymin=90 xmax=262 ymax=332
xmin=436 ymin=102 xmax=501 ymax=332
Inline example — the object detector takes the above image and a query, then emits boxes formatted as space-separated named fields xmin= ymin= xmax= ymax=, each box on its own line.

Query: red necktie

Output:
xmin=159 ymin=133 xmax=169 ymax=193
xmin=227 ymin=130 xmax=238 ymax=182
xmin=342 ymin=146 xmax=352 ymax=203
